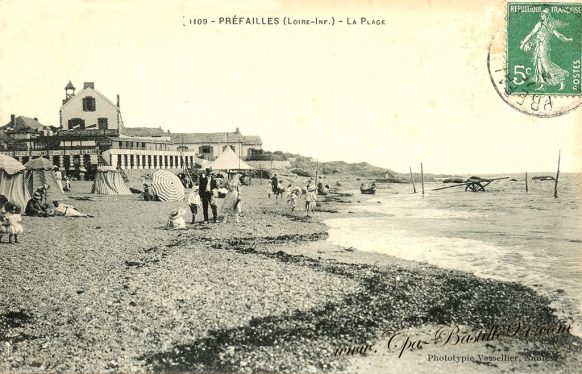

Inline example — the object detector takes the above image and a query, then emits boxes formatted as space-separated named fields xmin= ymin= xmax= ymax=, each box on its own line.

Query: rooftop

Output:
xmin=1 ymin=116 xmax=55 ymax=133
xmin=120 ymin=126 xmax=169 ymax=138
xmin=170 ymin=132 xmax=262 ymax=145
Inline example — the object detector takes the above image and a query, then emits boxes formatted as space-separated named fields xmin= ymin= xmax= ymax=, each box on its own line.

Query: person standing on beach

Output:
xmin=188 ymin=185 xmax=201 ymax=224
xmin=305 ymin=178 xmax=317 ymax=217
xmin=271 ymin=174 xmax=279 ymax=195
xmin=53 ymin=167 xmax=64 ymax=192
xmin=221 ymin=176 xmax=241 ymax=223
xmin=199 ymin=167 xmax=218 ymax=223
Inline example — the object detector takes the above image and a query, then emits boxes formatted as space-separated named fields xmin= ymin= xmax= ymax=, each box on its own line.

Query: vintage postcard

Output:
xmin=0 ymin=0 xmax=581 ymax=373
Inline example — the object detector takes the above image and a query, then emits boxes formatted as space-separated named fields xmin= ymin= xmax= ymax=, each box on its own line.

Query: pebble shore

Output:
xmin=0 ymin=178 xmax=580 ymax=373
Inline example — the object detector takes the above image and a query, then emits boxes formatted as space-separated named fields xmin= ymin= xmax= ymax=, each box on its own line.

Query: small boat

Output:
xmin=360 ymin=182 xmax=377 ymax=194
xmin=531 ymin=176 xmax=555 ymax=181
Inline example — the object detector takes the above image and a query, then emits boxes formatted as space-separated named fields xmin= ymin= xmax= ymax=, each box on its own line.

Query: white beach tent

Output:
xmin=93 ymin=166 xmax=132 ymax=195
xmin=209 ymin=147 xmax=253 ymax=171
xmin=0 ymin=154 xmax=30 ymax=207
xmin=193 ymin=157 xmax=211 ymax=169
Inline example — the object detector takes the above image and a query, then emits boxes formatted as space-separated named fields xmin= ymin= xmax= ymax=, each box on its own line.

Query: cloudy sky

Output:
xmin=0 ymin=0 xmax=580 ymax=174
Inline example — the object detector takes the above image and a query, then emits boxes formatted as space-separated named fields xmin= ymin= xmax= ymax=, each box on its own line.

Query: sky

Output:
xmin=0 ymin=0 xmax=581 ymax=174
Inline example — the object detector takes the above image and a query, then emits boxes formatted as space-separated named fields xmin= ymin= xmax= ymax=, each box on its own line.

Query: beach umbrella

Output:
xmin=24 ymin=157 xmax=55 ymax=171
xmin=150 ymin=170 xmax=184 ymax=201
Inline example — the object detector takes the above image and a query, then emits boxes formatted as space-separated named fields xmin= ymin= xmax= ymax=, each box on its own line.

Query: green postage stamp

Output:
xmin=507 ymin=3 xmax=582 ymax=95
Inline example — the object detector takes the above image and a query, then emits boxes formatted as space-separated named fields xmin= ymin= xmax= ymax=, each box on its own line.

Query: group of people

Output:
xmin=177 ymin=172 xmax=194 ymax=189
xmin=53 ymin=167 xmax=72 ymax=192
xmin=166 ymin=167 xmax=242 ymax=229
xmin=269 ymin=174 xmax=320 ymax=216
xmin=25 ymin=184 xmax=91 ymax=218
xmin=164 ymin=169 xmax=330 ymax=230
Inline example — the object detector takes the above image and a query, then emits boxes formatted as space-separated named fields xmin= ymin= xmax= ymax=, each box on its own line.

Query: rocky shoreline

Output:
xmin=0 ymin=180 xmax=580 ymax=373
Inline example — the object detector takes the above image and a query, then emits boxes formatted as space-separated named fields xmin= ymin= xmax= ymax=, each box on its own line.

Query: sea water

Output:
xmin=326 ymin=174 xmax=582 ymax=336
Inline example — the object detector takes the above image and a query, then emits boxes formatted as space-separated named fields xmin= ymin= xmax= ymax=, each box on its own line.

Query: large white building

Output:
xmin=0 ymin=81 xmax=263 ymax=172
xmin=60 ymin=81 xmax=123 ymax=131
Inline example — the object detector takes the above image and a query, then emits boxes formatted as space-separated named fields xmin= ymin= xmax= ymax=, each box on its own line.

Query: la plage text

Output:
xmin=183 ymin=16 xmax=385 ymax=26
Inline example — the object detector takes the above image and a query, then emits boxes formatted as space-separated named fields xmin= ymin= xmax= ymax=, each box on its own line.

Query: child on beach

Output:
xmin=166 ymin=209 xmax=187 ymax=230
xmin=0 ymin=205 xmax=23 ymax=243
xmin=287 ymin=186 xmax=300 ymax=212
xmin=188 ymin=186 xmax=201 ymax=224
xmin=62 ymin=176 xmax=71 ymax=192
xmin=305 ymin=179 xmax=317 ymax=217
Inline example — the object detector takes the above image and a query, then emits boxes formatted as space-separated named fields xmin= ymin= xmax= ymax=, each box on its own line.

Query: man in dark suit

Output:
xmin=198 ymin=167 xmax=218 ymax=223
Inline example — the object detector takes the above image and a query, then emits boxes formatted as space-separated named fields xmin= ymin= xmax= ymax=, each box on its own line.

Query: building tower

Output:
xmin=63 ymin=81 xmax=76 ymax=104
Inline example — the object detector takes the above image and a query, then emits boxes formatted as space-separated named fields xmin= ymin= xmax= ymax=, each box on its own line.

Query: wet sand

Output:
xmin=0 ymin=177 xmax=580 ymax=373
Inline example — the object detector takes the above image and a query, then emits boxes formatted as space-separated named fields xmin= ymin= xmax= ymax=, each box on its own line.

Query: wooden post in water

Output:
xmin=554 ymin=150 xmax=560 ymax=198
xmin=315 ymin=162 xmax=319 ymax=184
xmin=409 ymin=166 xmax=417 ymax=193
xmin=420 ymin=162 xmax=425 ymax=197
xmin=525 ymin=171 xmax=528 ymax=192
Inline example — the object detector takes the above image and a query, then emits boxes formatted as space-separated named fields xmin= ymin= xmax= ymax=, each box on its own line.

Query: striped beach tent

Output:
xmin=0 ymin=154 xmax=30 ymax=207
xmin=24 ymin=158 xmax=67 ymax=201
xmin=150 ymin=170 xmax=184 ymax=201
xmin=93 ymin=166 xmax=132 ymax=195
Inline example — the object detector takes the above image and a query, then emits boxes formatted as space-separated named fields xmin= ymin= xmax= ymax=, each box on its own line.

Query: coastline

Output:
xmin=0 ymin=178 xmax=580 ymax=373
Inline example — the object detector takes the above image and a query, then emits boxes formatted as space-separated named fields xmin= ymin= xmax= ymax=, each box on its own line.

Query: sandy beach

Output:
xmin=1 ymin=176 xmax=581 ymax=373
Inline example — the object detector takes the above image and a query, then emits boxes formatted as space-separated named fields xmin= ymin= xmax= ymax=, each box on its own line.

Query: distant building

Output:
xmin=0 ymin=115 xmax=57 ymax=154
xmin=0 ymin=81 xmax=263 ymax=171
xmin=170 ymin=128 xmax=262 ymax=161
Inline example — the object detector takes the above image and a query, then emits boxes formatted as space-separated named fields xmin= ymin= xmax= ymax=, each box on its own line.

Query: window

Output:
xmin=199 ymin=146 xmax=212 ymax=153
xmin=98 ymin=118 xmax=108 ymax=130
xmin=68 ymin=118 xmax=85 ymax=130
xmin=82 ymin=96 xmax=96 ymax=112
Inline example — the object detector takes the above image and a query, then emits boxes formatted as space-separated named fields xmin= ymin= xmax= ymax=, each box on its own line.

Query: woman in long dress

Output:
xmin=221 ymin=176 xmax=241 ymax=223
xmin=520 ymin=9 xmax=573 ymax=90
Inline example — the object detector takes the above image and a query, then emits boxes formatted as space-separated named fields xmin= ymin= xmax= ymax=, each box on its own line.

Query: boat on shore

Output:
xmin=532 ymin=176 xmax=556 ymax=181
xmin=360 ymin=181 xmax=377 ymax=194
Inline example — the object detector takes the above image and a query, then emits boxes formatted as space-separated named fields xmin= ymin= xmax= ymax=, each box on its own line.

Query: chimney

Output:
xmin=34 ymin=117 xmax=38 ymax=122
xmin=117 ymin=94 xmax=120 ymax=108
xmin=10 ymin=114 xmax=15 ymax=127
xmin=235 ymin=127 xmax=240 ymax=134
xmin=83 ymin=82 xmax=94 ymax=89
